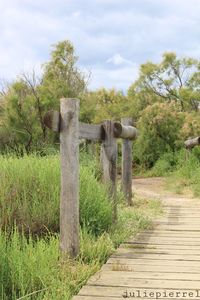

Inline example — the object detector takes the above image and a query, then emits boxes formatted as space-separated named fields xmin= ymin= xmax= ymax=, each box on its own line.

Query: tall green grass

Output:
xmin=0 ymin=229 xmax=114 ymax=300
xmin=166 ymin=149 xmax=200 ymax=196
xmin=0 ymin=154 xmax=112 ymax=235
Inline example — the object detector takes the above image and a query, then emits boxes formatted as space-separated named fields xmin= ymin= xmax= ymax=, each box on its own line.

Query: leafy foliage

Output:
xmin=128 ymin=52 xmax=200 ymax=113
xmin=134 ymin=102 xmax=184 ymax=167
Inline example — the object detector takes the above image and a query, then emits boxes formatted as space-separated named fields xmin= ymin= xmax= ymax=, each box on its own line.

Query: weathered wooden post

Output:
xmin=60 ymin=98 xmax=80 ymax=258
xmin=121 ymin=118 xmax=133 ymax=206
xmin=101 ymin=120 xmax=118 ymax=221
xmin=113 ymin=120 xmax=138 ymax=205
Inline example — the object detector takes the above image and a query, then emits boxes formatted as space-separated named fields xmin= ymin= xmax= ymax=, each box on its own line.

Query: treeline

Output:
xmin=1 ymin=40 xmax=200 ymax=166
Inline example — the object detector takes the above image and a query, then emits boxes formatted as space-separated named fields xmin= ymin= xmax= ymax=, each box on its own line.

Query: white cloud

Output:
xmin=88 ymin=64 xmax=139 ymax=91
xmin=1 ymin=0 xmax=200 ymax=91
xmin=106 ymin=54 xmax=135 ymax=66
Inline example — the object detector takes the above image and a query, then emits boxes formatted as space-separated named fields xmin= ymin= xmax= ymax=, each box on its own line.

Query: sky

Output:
xmin=1 ymin=0 xmax=200 ymax=92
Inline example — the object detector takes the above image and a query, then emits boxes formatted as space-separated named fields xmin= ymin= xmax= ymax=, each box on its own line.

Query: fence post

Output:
xmin=60 ymin=98 xmax=80 ymax=258
xmin=101 ymin=120 xmax=118 ymax=222
xmin=121 ymin=117 xmax=133 ymax=206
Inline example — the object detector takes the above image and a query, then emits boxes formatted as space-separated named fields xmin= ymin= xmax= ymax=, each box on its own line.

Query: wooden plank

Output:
xmin=118 ymin=247 xmax=200 ymax=255
xmin=150 ymin=219 xmax=200 ymax=223
xmin=101 ymin=120 xmax=118 ymax=221
xmin=121 ymin=117 xmax=133 ymax=206
xmin=131 ymin=236 xmax=200 ymax=246
xmin=112 ymin=251 xmax=200 ymax=260
xmin=154 ymin=225 xmax=200 ymax=231
xmin=79 ymin=122 xmax=102 ymax=141
xmin=87 ymin=270 xmax=200 ymax=281
xmin=107 ymin=257 xmax=200 ymax=266
xmin=87 ymin=277 xmax=200 ymax=288
xmin=134 ymin=235 xmax=200 ymax=241
xmin=122 ymin=243 xmax=200 ymax=250
xmin=74 ymin=295 xmax=200 ymax=300
xmin=60 ymin=98 xmax=79 ymax=257
xmin=102 ymin=263 xmax=200 ymax=273
xmin=74 ymin=296 xmax=195 ymax=300
xmin=138 ymin=231 xmax=200 ymax=237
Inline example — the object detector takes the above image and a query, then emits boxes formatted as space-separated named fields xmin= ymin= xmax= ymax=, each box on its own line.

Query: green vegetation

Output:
xmin=2 ymin=38 xmax=200 ymax=299
xmin=0 ymin=154 xmax=112 ymax=236
xmin=0 ymin=154 xmax=161 ymax=300
xmin=1 ymin=41 xmax=200 ymax=161
xmin=145 ymin=148 xmax=200 ymax=198
xmin=166 ymin=148 xmax=200 ymax=197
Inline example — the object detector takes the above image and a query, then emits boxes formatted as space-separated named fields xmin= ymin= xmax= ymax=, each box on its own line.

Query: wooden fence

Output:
xmin=44 ymin=98 xmax=138 ymax=258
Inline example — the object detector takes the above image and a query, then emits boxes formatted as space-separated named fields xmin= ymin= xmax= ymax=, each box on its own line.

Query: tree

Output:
xmin=1 ymin=80 xmax=40 ymax=153
xmin=81 ymin=88 xmax=131 ymax=124
xmin=128 ymin=52 xmax=200 ymax=112
xmin=40 ymin=40 xmax=88 ymax=110
xmin=0 ymin=40 xmax=88 ymax=153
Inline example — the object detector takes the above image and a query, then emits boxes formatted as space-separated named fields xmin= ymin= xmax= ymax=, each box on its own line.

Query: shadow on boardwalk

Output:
xmin=73 ymin=177 xmax=200 ymax=300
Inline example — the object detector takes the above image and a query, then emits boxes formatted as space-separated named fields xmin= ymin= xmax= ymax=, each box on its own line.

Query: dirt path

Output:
xmin=73 ymin=177 xmax=200 ymax=300
xmin=133 ymin=176 xmax=197 ymax=205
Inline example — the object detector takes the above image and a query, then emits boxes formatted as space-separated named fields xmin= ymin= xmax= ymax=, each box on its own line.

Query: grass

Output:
xmin=142 ymin=148 xmax=200 ymax=198
xmin=0 ymin=154 xmax=112 ymax=236
xmin=0 ymin=153 xmax=162 ymax=299
xmin=0 ymin=196 xmax=161 ymax=300
xmin=166 ymin=149 xmax=200 ymax=197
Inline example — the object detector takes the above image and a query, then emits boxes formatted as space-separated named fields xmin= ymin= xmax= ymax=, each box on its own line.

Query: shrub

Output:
xmin=134 ymin=102 xmax=184 ymax=167
xmin=181 ymin=112 xmax=200 ymax=140
xmin=148 ymin=151 xmax=180 ymax=177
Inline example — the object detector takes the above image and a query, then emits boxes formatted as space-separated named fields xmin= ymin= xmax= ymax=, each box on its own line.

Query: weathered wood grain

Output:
xmin=121 ymin=117 xmax=133 ymax=205
xmin=43 ymin=110 xmax=60 ymax=132
xmin=79 ymin=122 xmax=102 ymax=141
xmin=101 ymin=120 xmax=118 ymax=221
xmin=60 ymin=98 xmax=79 ymax=258
xmin=113 ymin=121 xmax=138 ymax=140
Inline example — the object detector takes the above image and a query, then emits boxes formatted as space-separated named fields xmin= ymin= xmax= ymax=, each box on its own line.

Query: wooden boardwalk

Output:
xmin=73 ymin=179 xmax=200 ymax=299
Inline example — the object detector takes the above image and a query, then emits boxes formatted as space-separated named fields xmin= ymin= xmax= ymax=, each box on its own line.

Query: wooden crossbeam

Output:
xmin=44 ymin=111 xmax=138 ymax=141
xmin=113 ymin=122 xmax=138 ymax=140
xmin=43 ymin=111 xmax=102 ymax=141
xmin=184 ymin=136 xmax=200 ymax=150
xmin=79 ymin=122 xmax=102 ymax=141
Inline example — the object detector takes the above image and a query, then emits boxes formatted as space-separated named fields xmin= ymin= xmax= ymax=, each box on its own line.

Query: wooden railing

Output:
xmin=44 ymin=98 xmax=138 ymax=258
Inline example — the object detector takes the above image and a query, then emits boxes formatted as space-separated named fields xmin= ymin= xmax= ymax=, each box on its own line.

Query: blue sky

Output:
xmin=1 ymin=0 xmax=200 ymax=92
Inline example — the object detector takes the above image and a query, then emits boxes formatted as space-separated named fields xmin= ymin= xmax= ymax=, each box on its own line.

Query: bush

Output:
xmin=0 ymin=154 xmax=112 ymax=236
xmin=166 ymin=149 xmax=200 ymax=196
xmin=134 ymin=102 xmax=184 ymax=168
xmin=148 ymin=151 xmax=180 ymax=177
